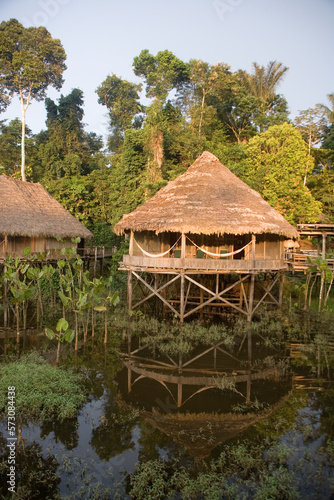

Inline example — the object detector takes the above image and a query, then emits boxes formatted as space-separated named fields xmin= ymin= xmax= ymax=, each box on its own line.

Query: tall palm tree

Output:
xmin=240 ymin=61 xmax=289 ymax=102
xmin=317 ymin=93 xmax=334 ymax=126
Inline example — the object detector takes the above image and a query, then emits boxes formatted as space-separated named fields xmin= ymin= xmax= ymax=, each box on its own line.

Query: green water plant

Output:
xmin=46 ymin=317 xmax=75 ymax=364
xmin=0 ymin=352 xmax=86 ymax=423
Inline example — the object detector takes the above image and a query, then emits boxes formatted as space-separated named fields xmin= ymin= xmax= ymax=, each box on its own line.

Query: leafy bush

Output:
xmin=0 ymin=352 xmax=86 ymax=423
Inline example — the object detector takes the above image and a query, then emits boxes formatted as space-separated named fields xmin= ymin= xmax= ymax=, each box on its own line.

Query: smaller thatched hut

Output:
xmin=0 ymin=175 xmax=92 ymax=259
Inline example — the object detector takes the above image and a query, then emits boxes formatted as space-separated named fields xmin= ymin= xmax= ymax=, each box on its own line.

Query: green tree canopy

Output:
xmin=244 ymin=122 xmax=322 ymax=224
xmin=0 ymin=118 xmax=35 ymax=178
xmin=36 ymin=89 xmax=104 ymax=180
xmin=96 ymin=74 xmax=143 ymax=152
xmin=133 ymin=49 xmax=189 ymax=102
xmin=235 ymin=61 xmax=289 ymax=134
xmin=0 ymin=18 xmax=66 ymax=181
xmin=239 ymin=61 xmax=288 ymax=102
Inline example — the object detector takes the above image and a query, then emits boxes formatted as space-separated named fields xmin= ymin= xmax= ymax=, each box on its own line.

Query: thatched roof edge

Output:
xmin=113 ymin=151 xmax=299 ymax=240
xmin=0 ymin=175 xmax=93 ymax=239
xmin=114 ymin=223 xmax=298 ymax=239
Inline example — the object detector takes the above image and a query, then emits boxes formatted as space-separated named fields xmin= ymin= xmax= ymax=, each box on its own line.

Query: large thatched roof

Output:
xmin=114 ymin=151 xmax=299 ymax=239
xmin=0 ymin=175 xmax=93 ymax=239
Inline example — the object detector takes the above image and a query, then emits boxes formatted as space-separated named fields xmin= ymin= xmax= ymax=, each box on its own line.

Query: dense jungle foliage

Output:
xmin=0 ymin=22 xmax=333 ymax=246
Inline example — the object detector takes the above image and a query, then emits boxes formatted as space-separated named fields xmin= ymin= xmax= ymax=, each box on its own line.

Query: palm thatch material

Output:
xmin=0 ymin=175 xmax=93 ymax=239
xmin=114 ymin=151 xmax=299 ymax=239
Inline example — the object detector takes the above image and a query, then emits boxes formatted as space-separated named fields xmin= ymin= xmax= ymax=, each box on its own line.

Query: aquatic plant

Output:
xmin=0 ymin=352 xmax=86 ymax=423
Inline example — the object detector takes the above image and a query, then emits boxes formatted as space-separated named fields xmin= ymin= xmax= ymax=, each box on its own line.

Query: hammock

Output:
xmin=133 ymin=236 xmax=182 ymax=258
xmin=186 ymin=236 xmax=252 ymax=258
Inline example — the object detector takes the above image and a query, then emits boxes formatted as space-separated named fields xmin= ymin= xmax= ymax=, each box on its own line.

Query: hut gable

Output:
xmin=114 ymin=151 xmax=298 ymax=239
xmin=0 ymin=175 xmax=92 ymax=239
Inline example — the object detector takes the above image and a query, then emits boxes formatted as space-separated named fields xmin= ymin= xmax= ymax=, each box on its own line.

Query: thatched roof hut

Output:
xmin=0 ymin=175 xmax=92 ymax=240
xmin=114 ymin=151 xmax=298 ymax=239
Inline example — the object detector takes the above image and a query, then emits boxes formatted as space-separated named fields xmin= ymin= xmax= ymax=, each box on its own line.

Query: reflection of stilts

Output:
xmin=17 ymin=425 xmax=26 ymax=455
xmin=123 ymin=357 xmax=282 ymax=408
xmin=121 ymin=333 xmax=283 ymax=408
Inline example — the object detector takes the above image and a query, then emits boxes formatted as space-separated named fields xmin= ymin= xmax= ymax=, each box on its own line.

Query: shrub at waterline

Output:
xmin=0 ymin=352 xmax=86 ymax=423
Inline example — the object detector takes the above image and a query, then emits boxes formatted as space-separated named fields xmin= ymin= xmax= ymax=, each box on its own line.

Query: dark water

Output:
xmin=1 ymin=330 xmax=334 ymax=499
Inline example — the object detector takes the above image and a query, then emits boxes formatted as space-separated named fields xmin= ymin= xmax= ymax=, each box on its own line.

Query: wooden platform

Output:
xmin=121 ymin=255 xmax=287 ymax=274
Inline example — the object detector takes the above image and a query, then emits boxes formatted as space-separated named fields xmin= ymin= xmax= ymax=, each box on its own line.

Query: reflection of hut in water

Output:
xmin=114 ymin=152 xmax=298 ymax=321
xmin=0 ymin=175 xmax=92 ymax=259
xmin=141 ymin=396 xmax=292 ymax=460
xmin=117 ymin=345 xmax=293 ymax=459
xmin=119 ymin=349 xmax=290 ymax=410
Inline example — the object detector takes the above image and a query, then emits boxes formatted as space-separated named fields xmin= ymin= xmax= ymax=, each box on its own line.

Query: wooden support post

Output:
xmin=322 ymin=232 xmax=326 ymax=259
xmin=129 ymin=230 xmax=134 ymax=256
xmin=162 ymin=275 xmax=167 ymax=320
xmin=247 ymin=273 xmax=255 ymax=366
xmin=93 ymin=246 xmax=97 ymax=277
xmin=177 ymin=383 xmax=182 ymax=408
xmin=178 ymin=352 xmax=183 ymax=405
xmin=200 ymin=276 xmax=204 ymax=320
xmin=127 ymin=332 xmax=131 ymax=355
xmin=251 ymin=234 xmax=256 ymax=264
xmin=100 ymin=246 xmax=105 ymax=274
xmin=239 ymin=274 xmax=244 ymax=308
xmin=127 ymin=271 xmax=133 ymax=313
xmin=247 ymin=326 xmax=252 ymax=367
xmin=279 ymin=271 xmax=285 ymax=307
xmin=181 ymin=232 xmax=186 ymax=263
xmin=180 ymin=271 xmax=185 ymax=323
xmin=247 ymin=273 xmax=255 ymax=322
xmin=154 ymin=274 xmax=159 ymax=315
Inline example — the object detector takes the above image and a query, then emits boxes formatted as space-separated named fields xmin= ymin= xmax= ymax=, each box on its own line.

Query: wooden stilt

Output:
xmin=239 ymin=274 xmax=244 ymax=309
xmin=127 ymin=332 xmax=131 ymax=355
xmin=93 ymin=246 xmax=97 ymax=277
xmin=129 ymin=231 xmax=134 ymax=256
xmin=200 ymin=276 xmax=204 ymax=320
xmin=162 ymin=275 xmax=167 ymax=319
xmin=322 ymin=232 xmax=326 ymax=259
xmin=247 ymin=273 xmax=255 ymax=322
xmin=247 ymin=273 xmax=255 ymax=366
xmin=181 ymin=233 xmax=186 ymax=259
xmin=128 ymin=367 xmax=132 ymax=393
xmin=279 ymin=271 xmax=284 ymax=307
xmin=177 ymin=383 xmax=182 ymax=408
xmin=127 ymin=271 xmax=133 ymax=313
xmin=100 ymin=246 xmax=104 ymax=274
xmin=246 ymin=372 xmax=251 ymax=405
xmin=180 ymin=271 xmax=185 ymax=323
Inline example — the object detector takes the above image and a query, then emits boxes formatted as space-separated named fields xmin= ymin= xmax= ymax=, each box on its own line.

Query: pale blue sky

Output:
xmin=1 ymin=0 xmax=333 ymax=142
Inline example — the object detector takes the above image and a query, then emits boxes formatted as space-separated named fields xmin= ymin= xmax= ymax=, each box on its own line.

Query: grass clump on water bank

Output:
xmin=0 ymin=352 xmax=86 ymax=423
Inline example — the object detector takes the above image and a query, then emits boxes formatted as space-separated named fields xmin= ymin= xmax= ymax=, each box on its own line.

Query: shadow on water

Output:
xmin=0 ymin=325 xmax=334 ymax=498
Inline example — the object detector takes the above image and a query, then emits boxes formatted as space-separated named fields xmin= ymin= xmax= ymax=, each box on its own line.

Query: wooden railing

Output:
xmin=0 ymin=246 xmax=116 ymax=262
xmin=284 ymin=251 xmax=334 ymax=271
xmin=78 ymin=246 xmax=105 ymax=260
xmin=121 ymin=254 xmax=287 ymax=272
